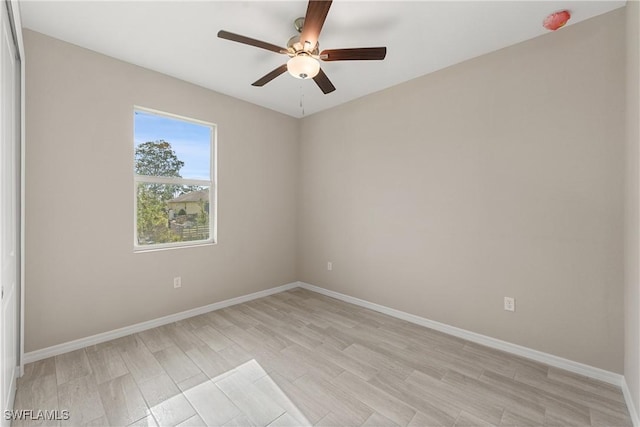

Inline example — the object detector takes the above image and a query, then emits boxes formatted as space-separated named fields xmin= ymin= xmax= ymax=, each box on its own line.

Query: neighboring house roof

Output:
xmin=168 ymin=189 xmax=208 ymax=203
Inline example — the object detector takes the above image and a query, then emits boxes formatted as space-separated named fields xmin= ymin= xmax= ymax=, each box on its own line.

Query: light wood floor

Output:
xmin=13 ymin=288 xmax=632 ymax=427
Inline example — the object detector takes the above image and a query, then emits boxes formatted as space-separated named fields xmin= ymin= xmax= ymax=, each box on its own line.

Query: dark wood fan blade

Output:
xmin=218 ymin=30 xmax=286 ymax=54
xmin=300 ymin=0 xmax=332 ymax=51
xmin=252 ymin=64 xmax=288 ymax=87
xmin=313 ymin=68 xmax=336 ymax=94
xmin=320 ymin=47 xmax=387 ymax=61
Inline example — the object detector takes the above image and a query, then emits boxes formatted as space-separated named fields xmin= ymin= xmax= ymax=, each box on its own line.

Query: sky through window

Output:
xmin=134 ymin=110 xmax=211 ymax=180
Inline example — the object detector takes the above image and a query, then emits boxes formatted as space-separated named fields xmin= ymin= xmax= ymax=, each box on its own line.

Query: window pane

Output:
xmin=136 ymin=183 xmax=211 ymax=246
xmin=134 ymin=110 xmax=211 ymax=180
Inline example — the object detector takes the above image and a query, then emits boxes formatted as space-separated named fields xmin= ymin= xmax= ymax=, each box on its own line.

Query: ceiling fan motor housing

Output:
xmin=287 ymin=35 xmax=319 ymax=55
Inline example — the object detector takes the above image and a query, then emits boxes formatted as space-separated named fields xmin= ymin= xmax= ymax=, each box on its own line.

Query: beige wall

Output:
xmin=625 ymin=0 xmax=640 ymax=415
xmin=24 ymin=30 xmax=299 ymax=352
xmin=299 ymin=9 xmax=625 ymax=372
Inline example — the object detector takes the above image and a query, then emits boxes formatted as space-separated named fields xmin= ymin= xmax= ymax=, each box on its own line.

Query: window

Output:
xmin=134 ymin=107 xmax=216 ymax=250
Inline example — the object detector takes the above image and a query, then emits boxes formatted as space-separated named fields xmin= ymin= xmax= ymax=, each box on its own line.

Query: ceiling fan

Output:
xmin=217 ymin=0 xmax=387 ymax=94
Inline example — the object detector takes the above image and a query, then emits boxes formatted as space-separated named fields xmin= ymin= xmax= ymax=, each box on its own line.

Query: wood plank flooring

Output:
xmin=12 ymin=288 xmax=632 ymax=426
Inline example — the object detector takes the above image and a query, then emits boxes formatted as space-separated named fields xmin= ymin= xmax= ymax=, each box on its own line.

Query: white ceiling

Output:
xmin=20 ymin=0 xmax=625 ymax=118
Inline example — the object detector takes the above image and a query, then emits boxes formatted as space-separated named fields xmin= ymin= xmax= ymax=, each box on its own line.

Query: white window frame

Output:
xmin=133 ymin=106 xmax=217 ymax=252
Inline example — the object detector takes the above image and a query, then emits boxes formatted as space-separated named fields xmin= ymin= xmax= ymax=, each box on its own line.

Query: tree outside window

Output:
xmin=134 ymin=109 xmax=215 ymax=250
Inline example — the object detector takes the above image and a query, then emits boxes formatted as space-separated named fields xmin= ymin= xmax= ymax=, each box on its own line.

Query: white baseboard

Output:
xmin=23 ymin=279 xmax=631 ymax=402
xmin=622 ymin=378 xmax=640 ymax=427
xmin=297 ymin=281 xmax=625 ymax=387
xmin=23 ymin=282 xmax=299 ymax=364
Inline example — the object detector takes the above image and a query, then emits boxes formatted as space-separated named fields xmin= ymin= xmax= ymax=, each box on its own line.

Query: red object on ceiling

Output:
xmin=543 ymin=10 xmax=571 ymax=31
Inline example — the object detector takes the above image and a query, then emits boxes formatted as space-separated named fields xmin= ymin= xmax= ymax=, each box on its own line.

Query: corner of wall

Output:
xmin=294 ymin=115 xmax=304 ymax=281
xmin=625 ymin=0 xmax=640 ymax=423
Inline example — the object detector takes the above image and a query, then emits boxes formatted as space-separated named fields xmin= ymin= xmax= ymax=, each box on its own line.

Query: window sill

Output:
xmin=134 ymin=241 xmax=216 ymax=253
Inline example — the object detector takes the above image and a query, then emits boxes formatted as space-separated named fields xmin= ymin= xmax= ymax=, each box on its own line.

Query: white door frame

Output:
xmin=0 ymin=0 xmax=18 ymax=422
xmin=7 ymin=0 xmax=25 ymax=380
xmin=0 ymin=0 xmax=24 ymax=418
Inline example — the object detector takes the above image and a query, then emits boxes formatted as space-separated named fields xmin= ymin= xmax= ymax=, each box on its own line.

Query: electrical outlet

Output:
xmin=327 ymin=262 xmax=332 ymax=271
xmin=504 ymin=297 xmax=515 ymax=312
xmin=173 ymin=277 xmax=182 ymax=289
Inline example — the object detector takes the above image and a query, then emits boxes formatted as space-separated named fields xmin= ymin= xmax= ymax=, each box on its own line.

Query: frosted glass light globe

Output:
xmin=287 ymin=55 xmax=320 ymax=79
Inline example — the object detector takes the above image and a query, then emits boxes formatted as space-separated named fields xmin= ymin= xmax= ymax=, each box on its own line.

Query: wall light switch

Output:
xmin=327 ymin=262 xmax=332 ymax=271
xmin=504 ymin=297 xmax=515 ymax=312
xmin=173 ymin=277 xmax=182 ymax=289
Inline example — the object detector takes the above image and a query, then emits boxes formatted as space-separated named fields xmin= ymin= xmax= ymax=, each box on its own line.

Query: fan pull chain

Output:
xmin=299 ymin=85 xmax=305 ymax=117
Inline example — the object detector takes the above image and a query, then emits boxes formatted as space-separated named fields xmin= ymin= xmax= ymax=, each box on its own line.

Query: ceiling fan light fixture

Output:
xmin=287 ymin=54 xmax=320 ymax=79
